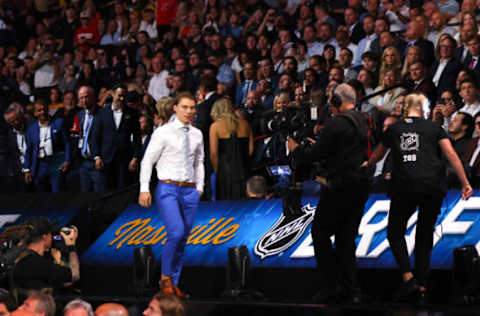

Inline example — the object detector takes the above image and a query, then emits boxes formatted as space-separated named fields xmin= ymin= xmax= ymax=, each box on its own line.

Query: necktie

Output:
xmin=470 ymin=58 xmax=476 ymax=70
xmin=82 ymin=112 xmax=92 ymax=157
xmin=183 ymin=126 xmax=192 ymax=180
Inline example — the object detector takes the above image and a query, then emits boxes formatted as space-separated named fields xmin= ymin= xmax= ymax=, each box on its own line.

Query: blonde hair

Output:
xmin=404 ymin=93 xmax=426 ymax=117
xmin=401 ymin=45 xmax=423 ymax=78
xmin=380 ymin=46 xmax=401 ymax=84
xmin=156 ymin=96 xmax=175 ymax=123
xmin=210 ymin=98 xmax=238 ymax=134
xmin=273 ymin=92 xmax=290 ymax=109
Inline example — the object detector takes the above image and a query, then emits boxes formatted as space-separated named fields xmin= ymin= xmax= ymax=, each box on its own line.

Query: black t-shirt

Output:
xmin=13 ymin=250 xmax=72 ymax=290
xmin=382 ymin=117 xmax=449 ymax=194
xmin=294 ymin=111 xmax=369 ymax=186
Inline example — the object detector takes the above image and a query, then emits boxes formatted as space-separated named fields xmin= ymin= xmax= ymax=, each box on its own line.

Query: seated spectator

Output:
xmin=63 ymin=299 xmax=93 ymax=316
xmin=95 ymin=303 xmax=129 ymax=316
xmin=430 ymin=34 xmax=462 ymax=96
xmin=463 ymin=112 xmax=480 ymax=187
xmin=155 ymin=96 xmax=176 ymax=127
xmin=370 ymin=69 xmax=407 ymax=113
xmin=143 ymin=294 xmax=184 ymax=316
xmin=13 ymin=291 xmax=55 ymax=316
xmin=246 ymin=175 xmax=268 ymax=199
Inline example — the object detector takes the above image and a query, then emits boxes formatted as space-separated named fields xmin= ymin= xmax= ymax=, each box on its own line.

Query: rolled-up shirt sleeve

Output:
xmin=194 ymin=132 xmax=205 ymax=192
xmin=140 ymin=128 xmax=165 ymax=193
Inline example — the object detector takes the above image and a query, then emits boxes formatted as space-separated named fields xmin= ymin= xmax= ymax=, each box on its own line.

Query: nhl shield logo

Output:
xmin=400 ymin=132 xmax=420 ymax=151
xmin=254 ymin=204 xmax=316 ymax=259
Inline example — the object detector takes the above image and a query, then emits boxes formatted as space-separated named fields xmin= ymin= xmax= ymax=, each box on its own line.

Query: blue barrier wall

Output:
xmin=80 ymin=190 xmax=480 ymax=269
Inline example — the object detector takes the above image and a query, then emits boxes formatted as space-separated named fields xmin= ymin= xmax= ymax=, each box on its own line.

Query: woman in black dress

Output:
xmin=209 ymin=98 xmax=254 ymax=200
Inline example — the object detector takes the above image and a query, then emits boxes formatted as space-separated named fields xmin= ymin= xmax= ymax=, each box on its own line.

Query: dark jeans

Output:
xmin=34 ymin=159 xmax=62 ymax=192
xmin=79 ymin=159 xmax=106 ymax=192
xmin=387 ymin=191 xmax=443 ymax=287
xmin=311 ymin=183 xmax=369 ymax=295
xmin=103 ymin=158 xmax=130 ymax=189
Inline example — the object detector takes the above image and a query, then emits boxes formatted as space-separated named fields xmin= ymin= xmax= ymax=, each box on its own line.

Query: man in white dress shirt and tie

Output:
xmin=139 ymin=92 xmax=204 ymax=298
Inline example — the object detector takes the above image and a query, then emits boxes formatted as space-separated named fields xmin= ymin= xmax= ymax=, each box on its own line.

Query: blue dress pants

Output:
xmin=155 ymin=182 xmax=200 ymax=285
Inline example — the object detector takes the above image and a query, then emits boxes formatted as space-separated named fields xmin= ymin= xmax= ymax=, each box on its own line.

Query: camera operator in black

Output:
xmin=12 ymin=217 xmax=79 ymax=293
xmin=288 ymin=83 xmax=370 ymax=303
xmin=367 ymin=93 xmax=473 ymax=302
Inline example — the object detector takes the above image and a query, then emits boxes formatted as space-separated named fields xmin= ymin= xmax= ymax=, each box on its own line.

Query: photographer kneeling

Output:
xmin=12 ymin=217 xmax=79 ymax=294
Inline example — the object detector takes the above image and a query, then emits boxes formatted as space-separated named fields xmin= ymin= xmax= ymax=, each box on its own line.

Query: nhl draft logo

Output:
xmin=400 ymin=133 xmax=420 ymax=151
xmin=254 ymin=204 xmax=315 ymax=259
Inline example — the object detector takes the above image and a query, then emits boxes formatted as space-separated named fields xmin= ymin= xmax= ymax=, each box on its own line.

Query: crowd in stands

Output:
xmin=1 ymin=289 xmax=185 ymax=316
xmin=2 ymin=0 xmax=480 ymax=198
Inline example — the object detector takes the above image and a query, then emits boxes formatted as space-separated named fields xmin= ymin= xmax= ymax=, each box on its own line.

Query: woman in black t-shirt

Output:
xmin=367 ymin=93 xmax=473 ymax=303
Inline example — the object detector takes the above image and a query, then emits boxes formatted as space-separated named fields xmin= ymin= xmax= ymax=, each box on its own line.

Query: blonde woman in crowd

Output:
xmin=209 ymin=98 xmax=253 ymax=200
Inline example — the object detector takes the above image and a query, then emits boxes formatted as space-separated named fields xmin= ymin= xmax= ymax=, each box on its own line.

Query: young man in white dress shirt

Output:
xmin=139 ymin=92 xmax=204 ymax=298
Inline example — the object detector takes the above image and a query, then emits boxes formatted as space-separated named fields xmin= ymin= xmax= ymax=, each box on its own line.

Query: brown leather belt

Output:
xmin=159 ymin=179 xmax=196 ymax=188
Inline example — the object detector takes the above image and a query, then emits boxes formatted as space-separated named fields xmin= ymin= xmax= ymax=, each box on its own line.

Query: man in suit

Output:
xmin=344 ymin=7 xmax=365 ymax=45
xmin=76 ymin=85 xmax=104 ymax=192
xmin=429 ymin=35 xmax=462 ymax=96
xmin=24 ymin=100 xmax=70 ymax=192
xmin=235 ymin=61 xmax=258 ymax=108
xmin=92 ymin=84 xmax=142 ymax=189
xmin=464 ymin=112 xmax=480 ymax=187
xmin=404 ymin=20 xmax=435 ymax=68
xmin=196 ymin=75 xmax=221 ymax=201
xmin=408 ymin=62 xmax=437 ymax=104
xmin=456 ymin=24 xmax=477 ymax=63
xmin=2 ymin=103 xmax=30 ymax=192
xmin=464 ymin=35 xmax=480 ymax=85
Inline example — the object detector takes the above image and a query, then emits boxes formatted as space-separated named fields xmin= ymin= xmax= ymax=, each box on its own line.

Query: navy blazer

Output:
xmin=428 ymin=58 xmax=462 ymax=96
xmin=77 ymin=108 xmax=100 ymax=159
xmin=91 ymin=105 xmax=141 ymax=164
xmin=141 ymin=134 xmax=151 ymax=159
xmin=24 ymin=119 xmax=70 ymax=177
xmin=235 ymin=80 xmax=258 ymax=108
xmin=463 ymin=55 xmax=480 ymax=85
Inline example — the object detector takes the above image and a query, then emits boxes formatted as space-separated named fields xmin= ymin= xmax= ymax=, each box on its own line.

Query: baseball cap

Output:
xmin=25 ymin=217 xmax=59 ymax=237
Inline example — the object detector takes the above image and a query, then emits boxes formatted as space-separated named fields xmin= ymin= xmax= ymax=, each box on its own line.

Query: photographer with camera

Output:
xmin=287 ymin=83 xmax=370 ymax=304
xmin=12 ymin=217 xmax=79 ymax=294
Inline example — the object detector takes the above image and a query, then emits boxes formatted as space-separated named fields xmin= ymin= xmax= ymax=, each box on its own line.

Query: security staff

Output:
xmin=367 ymin=93 xmax=473 ymax=303
xmin=288 ymin=83 xmax=370 ymax=304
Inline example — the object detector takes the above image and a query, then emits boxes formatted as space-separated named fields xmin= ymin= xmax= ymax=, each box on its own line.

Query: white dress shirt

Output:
xmin=457 ymin=101 xmax=480 ymax=117
xmin=38 ymin=123 xmax=53 ymax=158
xmin=148 ymin=70 xmax=169 ymax=101
xmin=140 ymin=118 xmax=204 ymax=193
xmin=469 ymin=139 xmax=480 ymax=167
xmin=432 ymin=59 xmax=449 ymax=87
xmin=112 ymin=106 xmax=122 ymax=129
xmin=14 ymin=129 xmax=26 ymax=164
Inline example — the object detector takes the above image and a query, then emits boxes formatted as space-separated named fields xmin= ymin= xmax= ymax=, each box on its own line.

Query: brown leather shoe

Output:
xmin=173 ymin=285 xmax=190 ymax=299
xmin=159 ymin=278 xmax=175 ymax=295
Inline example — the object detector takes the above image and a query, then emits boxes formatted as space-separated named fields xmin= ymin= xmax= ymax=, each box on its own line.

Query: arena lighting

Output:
xmin=132 ymin=245 xmax=157 ymax=296
xmin=452 ymin=245 xmax=480 ymax=304
xmin=223 ymin=245 xmax=264 ymax=299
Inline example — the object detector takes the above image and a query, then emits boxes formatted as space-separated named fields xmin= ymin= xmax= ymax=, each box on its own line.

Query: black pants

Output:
xmin=311 ymin=183 xmax=369 ymax=295
xmin=387 ymin=191 xmax=443 ymax=287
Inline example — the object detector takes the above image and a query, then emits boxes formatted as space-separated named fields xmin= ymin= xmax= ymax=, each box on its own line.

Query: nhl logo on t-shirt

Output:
xmin=254 ymin=204 xmax=315 ymax=259
xmin=400 ymin=133 xmax=420 ymax=151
